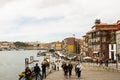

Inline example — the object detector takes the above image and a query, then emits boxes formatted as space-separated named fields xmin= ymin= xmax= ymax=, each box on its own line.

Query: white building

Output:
xmin=109 ymin=44 xmax=116 ymax=61
xmin=116 ymin=30 xmax=120 ymax=60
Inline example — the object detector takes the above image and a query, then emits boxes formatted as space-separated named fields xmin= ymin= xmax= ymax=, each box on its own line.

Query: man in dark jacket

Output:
xmin=61 ymin=62 xmax=69 ymax=79
xmin=68 ymin=61 xmax=73 ymax=78
xmin=34 ymin=63 xmax=41 ymax=80
xmin=41 ymin=62 xmax=47 ymax=79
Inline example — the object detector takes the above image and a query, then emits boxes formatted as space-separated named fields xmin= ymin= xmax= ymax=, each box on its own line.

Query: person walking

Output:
xmin=61 ymin=62 xmax=69 ymax=79
xmin=34 ymin=63 xmax=42 ymax=80
xmin=76 ymin=62 xmax=82 ymax=78
xmin=25 ymin=67 xmax=32 ymax=80
xmin=68 ymin=61 xmax=73 ymax=78
xmin=99 ymin=60 xmax=103 ymax=66
xmin=75 ymin=63 xmax=78 ymax=76
xmin=41 ymin=61 xmax=47 ymax=79
xmin=56 ymin=61 xmax=60 ymax=71
xmin=105 ymin=60 xmax=109 ymax=67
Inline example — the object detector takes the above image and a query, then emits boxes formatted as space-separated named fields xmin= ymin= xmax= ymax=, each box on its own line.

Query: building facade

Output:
xmin=55 ymin=42 xmax=62 ymax=51
xmin=116 ymin=30 xmax=120 ymax=60
xmin=62 ymin=37 xmax=80 ymax=54
xmin=84 ymin=20 xmax=120 ymax=62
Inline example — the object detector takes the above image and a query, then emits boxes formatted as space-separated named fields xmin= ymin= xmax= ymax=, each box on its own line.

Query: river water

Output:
xmin=0 ymin=50 xmax=44 ymax=80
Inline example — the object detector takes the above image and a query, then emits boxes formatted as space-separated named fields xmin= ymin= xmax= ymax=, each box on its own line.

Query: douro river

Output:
xmin=0 ymin=50 xmax=44 ymax=80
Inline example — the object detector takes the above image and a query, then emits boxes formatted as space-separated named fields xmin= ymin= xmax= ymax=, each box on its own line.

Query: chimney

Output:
xmin=95 ymin=19 xmax=101 ymax=24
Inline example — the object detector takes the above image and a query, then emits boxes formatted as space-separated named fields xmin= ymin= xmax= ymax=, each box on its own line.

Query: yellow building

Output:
xmin=55 ymin=42 xmax=62 ymax=51
xmin=63 ymin=37 xmax=78 ymax=53
xmin=67 ymin=44 xmax=76 ymax=53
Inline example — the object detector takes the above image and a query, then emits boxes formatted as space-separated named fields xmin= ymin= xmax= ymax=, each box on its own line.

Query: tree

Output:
xmin=14 ymin=42 xmax=30 ymax=48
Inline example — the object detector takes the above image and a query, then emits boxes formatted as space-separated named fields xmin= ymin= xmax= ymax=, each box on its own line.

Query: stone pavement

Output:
xmin=43 ymin=64 xmax=120 ymax=80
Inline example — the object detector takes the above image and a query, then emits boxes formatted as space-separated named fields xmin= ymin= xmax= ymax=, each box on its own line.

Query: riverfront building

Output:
xmin=83 ymin=20 xmax=120 ymax=62
xmin=62 ymin=37 xmax=81 ymax=54
xmin=55 ymin=41 xmax=62 ymax=51
xmin=116 ymin=30 xmax=120 ymax=60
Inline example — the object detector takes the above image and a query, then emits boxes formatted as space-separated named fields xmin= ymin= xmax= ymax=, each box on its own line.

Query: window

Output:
xmin=102 ymin=44 xmax=106 ymax=50
xmin=103 ymin=52 xmax=105 ymax=59
xmin=111 ymin=51 xmax=114 ymax=60
xmin=111 ymin=44 xmax=114 ymax=50
xmin=96 ymin=52 xmax=99 ymax=57
xmin=102 ymin=37 xmax=106 ymax=42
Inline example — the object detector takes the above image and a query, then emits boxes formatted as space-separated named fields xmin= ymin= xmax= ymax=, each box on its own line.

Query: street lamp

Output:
xmin=116 ymin=54 xmax=119 ymax=69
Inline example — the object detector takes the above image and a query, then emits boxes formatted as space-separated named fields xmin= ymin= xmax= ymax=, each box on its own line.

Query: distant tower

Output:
xmin=95 ymin=19 xmax=101 ymax=24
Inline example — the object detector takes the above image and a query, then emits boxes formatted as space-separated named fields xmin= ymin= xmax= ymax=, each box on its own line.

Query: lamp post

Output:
xmin=116 ymin=54 xmax=118 ymax=69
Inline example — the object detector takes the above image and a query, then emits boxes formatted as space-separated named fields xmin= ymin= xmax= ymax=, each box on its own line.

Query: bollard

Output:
xmin=30 ymin=56 xmax=34 ymax=69
xmin=25 ymin=58 xmax=29 ymax=68
xmin=30 ymin=56 xmax=34 ymax=62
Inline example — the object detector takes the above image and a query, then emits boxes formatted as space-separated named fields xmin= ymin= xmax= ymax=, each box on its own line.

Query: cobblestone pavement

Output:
xmin=43 ymin=64 xmax=120 ymax=80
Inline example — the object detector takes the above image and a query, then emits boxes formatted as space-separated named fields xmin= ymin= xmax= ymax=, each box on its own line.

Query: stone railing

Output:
xmin=82 ymin=63 xmax=120 ymax=73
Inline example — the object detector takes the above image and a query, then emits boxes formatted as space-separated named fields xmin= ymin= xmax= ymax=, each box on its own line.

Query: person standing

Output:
xmin=105 ymin=60 xmax=109 ymax=67
xmin=68 ymin=61 xmax=73 ymax=78
xmin=41 ymin=61 xmax=47 ymax=79
xmin=34 ymin=63 xmax=42 ymax=80
xmin=25 ymin=67 xmax=32 ymax=80
xmin=96 ymin=59 xmax=99 ymax=65
xmin=76 ymin=62 xmax=82 ymax=78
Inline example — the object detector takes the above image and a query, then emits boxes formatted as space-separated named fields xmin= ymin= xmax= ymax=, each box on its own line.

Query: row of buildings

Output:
xmin=49 ymin=38 xmax=83 ymax=54
xmin=0 ymin=41 xmax=49 ymax=50
xmin=51 ymin=19 xmax=120 ymax=62
xmin=0 ymin=42 xmax=16 ymax=50
xmin=0 ymin=40 xmax=82 ymax=54
xmin=83 ymin=19 xmax=120 ymax=62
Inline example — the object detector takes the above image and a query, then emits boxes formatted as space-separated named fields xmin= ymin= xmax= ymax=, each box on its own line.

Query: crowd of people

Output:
xmin=24 ymin=59 xmax=48 ymax=80
xmin=96 ymin=59 xmax=109 ymax=67
xmin=61 ymin=61 xmax=82 ymax=79
xmin=23 ymin=57 xmax=83 ymax=80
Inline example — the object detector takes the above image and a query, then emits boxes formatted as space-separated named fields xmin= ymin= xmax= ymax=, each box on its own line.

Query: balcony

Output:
xmin=92 ymin=41 xmax=100 ymax=45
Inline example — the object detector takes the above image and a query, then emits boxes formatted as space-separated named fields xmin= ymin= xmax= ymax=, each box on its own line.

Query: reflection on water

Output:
xmin=0 ymin=50 xmax=43 ymax=80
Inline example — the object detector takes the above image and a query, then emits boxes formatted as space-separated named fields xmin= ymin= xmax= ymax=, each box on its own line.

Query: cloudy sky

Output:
xmin=0 ymin=0 xmax=120 ymax=42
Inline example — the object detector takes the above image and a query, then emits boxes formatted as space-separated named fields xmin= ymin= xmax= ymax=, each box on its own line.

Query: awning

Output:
xmin=93 ymin=51 xmax=99 ymax=54
xmin=83 ymin=56 xmax=92 ymax=59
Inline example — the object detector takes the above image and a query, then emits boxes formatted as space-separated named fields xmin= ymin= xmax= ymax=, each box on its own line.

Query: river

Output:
xmin=0 ymin=50 xmax=44 ymax=80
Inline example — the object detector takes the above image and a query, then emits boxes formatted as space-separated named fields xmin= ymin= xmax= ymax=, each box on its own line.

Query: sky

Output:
xmin=0 ymin=0 xmax=120 ymax=42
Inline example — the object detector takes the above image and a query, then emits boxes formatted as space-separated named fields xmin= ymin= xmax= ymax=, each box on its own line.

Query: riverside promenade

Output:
xmin=44 ymin=63 xmax=120 ymax=80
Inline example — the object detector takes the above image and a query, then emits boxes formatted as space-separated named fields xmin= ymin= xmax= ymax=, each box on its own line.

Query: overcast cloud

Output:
xmin=0 ymin=0 xmax=120 ymax=42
